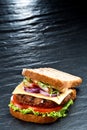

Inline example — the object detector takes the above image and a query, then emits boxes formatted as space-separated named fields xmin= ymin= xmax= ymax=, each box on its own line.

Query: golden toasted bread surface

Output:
xmin=22 ymin=67 xmax=82 ymax=92
xmin=10 ymin=108 xmax=57 ymax=124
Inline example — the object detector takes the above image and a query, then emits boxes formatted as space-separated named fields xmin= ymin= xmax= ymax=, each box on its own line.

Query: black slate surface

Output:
xmin=0 ymin=0 xmax=87 ymax=130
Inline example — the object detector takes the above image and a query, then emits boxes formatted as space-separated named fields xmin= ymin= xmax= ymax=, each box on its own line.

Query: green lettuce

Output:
xmin=37 ymin=81 xmax=59 ymax=96
xmin=9 ymin=99 xmax=73 ymax=118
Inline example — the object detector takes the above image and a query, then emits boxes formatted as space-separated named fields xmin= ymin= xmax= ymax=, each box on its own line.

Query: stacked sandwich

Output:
xmin=9 ymin=67 xmax=82 ymax=123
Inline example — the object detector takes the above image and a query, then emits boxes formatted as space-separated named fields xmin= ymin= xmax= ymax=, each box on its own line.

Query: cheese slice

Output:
xmin=12 ymin=82 xmax=73 ymax=105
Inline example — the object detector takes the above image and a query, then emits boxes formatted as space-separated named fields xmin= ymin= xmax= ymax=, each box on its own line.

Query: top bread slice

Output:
xmin=22 ymin=67 xmax=82 ymax=92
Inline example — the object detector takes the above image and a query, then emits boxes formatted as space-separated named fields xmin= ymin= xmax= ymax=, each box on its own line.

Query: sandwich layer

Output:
xmin=10 ymin=108 xmax=57 ymax=123
xmin=9 ymin=99 xmax=74 ymax=123
xmin=12 ymin=82 xmax=76 ymax=105
xmin=22 ymin=67 xmax=82 ymax=92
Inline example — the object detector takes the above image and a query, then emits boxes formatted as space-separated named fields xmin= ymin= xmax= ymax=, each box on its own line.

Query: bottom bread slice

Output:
xmin=10 ymin=108 xmax=58 ymax=124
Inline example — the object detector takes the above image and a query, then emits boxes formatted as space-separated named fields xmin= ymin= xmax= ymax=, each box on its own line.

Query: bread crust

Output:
xmin=10 ymin=108 xmax=58 ymax=124
xmin=22 ymin=67 xmax=82 ymax=92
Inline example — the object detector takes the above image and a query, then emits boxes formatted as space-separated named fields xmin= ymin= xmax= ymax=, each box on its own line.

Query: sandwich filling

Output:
xmin=9 ymin=97 xmax=73 ymax=118
xmin=9 ymin=77 xmax=76 ymax=118
xmin=23 ymin=77 xmax=60 ymax=97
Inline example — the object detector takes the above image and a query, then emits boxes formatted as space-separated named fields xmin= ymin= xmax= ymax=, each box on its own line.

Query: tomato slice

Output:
xmin=33 ymin=106 xmax=62 ymax=113
xmin=11 ymin=95 xmax=62 ymax=113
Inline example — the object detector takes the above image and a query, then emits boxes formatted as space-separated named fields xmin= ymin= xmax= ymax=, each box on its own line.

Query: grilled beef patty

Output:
xmin=14 ymin=94 xmax=58 ymax=108
xmin=14 ymin=91 xmax=76 ymax=108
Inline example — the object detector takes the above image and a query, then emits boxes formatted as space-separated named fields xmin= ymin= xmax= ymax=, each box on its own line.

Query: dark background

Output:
xmin=0 ymin=0 xmax=87 ymax=130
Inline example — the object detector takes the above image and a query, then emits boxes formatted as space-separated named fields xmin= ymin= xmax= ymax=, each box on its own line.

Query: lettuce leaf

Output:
xmin=9 ymin=99 xmax=73 ymax=118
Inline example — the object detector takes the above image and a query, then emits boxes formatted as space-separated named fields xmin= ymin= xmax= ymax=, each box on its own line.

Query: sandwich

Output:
xmin=9 ymin=67 xmax=82 ymax=124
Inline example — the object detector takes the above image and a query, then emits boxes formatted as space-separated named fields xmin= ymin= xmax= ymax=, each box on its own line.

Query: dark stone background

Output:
xmin=0 ymin=0 xmax=87 ymax=130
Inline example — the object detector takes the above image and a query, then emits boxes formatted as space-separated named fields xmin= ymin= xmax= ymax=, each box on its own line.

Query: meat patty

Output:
xmin=14 ymin=94 xmax=58 ymax=108
xmin=14 ymin=90 xmax=76 ymax=108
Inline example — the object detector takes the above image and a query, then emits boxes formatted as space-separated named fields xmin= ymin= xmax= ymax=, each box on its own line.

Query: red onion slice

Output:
xmin=40 ymin=90 xmax=50 ymax=96
xmin=23 ymin=86 xmax=57 ymax=97
xmin=51 ymin=93 xmax=57 ymax=97
xmin=23 ymin=86 xmax=40 ymax=93
xmin=40 ymin=90 xmax=57 ymax=97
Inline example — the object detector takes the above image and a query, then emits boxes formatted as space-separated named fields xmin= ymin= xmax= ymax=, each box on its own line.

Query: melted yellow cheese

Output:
xmin=12 ymin=82 xmax=73 ymax=105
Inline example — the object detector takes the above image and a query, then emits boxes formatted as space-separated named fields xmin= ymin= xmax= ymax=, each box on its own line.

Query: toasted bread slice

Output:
xmin=22 ymin=67 xmax=82 ymax=92
xmin=10 ymin=108 xmax=58 ymax=124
